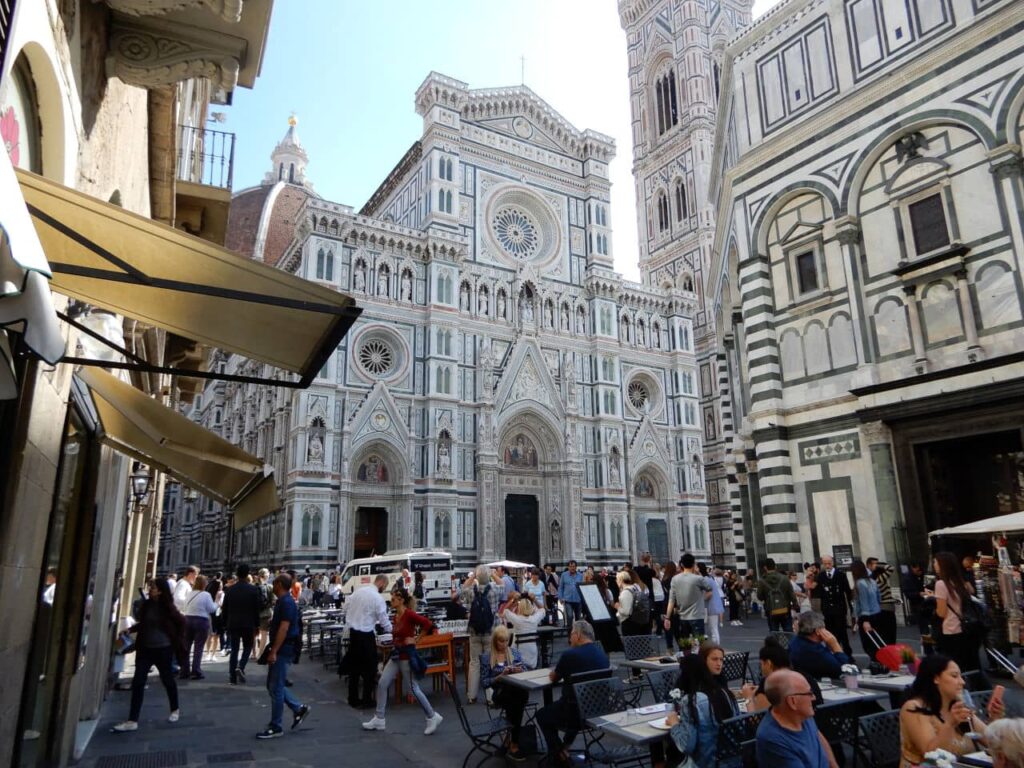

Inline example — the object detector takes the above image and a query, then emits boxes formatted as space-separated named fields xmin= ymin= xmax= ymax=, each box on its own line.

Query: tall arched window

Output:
xmin=434 ymin=512 xmax=452 ymax=548
xmin=289 ymin=163 xmax=295 ymax=183
xmin=657 ymin=193 xmax=670 ymax=233
xmin=655 ymin=67 xmax=679 ymax=136
xmin=675 ymin=180 xmax=688 ymax=222
xmin=325 ymin=250 xmax=334 ymax=281
xmin=279 ymin=162 xmax=284 ymax=180
xmin=316 ymin=248 xmax=325 ymax=279
xmin=301 ymin=511 xmax=311 ymax=546
xmin=310 ymin=513 xmax=321 ymax=547
xmin=445 ymin=190 xmax=453 ymax=213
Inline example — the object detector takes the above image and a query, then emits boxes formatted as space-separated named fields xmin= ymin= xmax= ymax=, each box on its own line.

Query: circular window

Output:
xmin=492 ymin=207 xmax=540 ymax=260
xmin=358 ymin=338 xmax=395 ymax=377
xmin=628 ymin=380 xmax=650 ymax=410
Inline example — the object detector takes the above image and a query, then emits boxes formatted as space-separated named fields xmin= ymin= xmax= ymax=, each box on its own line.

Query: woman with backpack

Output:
xmin=615 ymin=570 xmax=651 ymax=637
xmin=459 ymin=565 xmax=507 ymax=703
xmin=930 ymin=551 xmax=986 ymax=681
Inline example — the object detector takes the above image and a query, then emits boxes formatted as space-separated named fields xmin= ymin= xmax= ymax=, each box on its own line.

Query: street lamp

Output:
xmin=131 ymin=463 xmax=150 ymax=503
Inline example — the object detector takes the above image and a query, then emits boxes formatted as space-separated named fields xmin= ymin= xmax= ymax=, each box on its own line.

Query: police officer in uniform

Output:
xmin=807 ymin=555 xmax=853 ymax=656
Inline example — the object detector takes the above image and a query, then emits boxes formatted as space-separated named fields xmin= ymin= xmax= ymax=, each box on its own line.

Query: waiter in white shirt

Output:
xmin=173 ymin=565 xmax=198 ymax=611
xmin=342 ymin=575 xmax=392 ymax=709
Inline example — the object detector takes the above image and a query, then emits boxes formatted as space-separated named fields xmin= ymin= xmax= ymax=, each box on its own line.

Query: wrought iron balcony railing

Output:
xmin=177 ymin=123 xmax=235 ymax=190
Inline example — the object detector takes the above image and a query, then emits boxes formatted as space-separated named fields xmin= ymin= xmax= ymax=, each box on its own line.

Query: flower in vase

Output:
xmin=669 ymin=688 xmax=682 ymax=702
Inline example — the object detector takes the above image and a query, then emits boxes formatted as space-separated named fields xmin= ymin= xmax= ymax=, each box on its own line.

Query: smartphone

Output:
xmin=992 ymin=684 xmax=1005 ymax=709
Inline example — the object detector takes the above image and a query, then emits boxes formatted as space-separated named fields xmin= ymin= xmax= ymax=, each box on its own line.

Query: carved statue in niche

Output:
xmin=478 ymin=288 xmax=488 ymax=314
xmin=353 ymin=262 xmax=366 ymax=292
xmin=545 ymin=302 xmax=554 ymax=329
xmin=609 ymin=447 xmax=621 ymax=485
xmin=401 ymin=270 xmax=412 ymax=301
xmin=497 ymin=291 xmax=507 ymax=319
xmin=575 ymin=309 xmax=585 ymax=334
xmin=638 ymin=323 xmax=646 ymax=346
xmin=519 ymin=292 xmax=534 ymax=323
xmin=436 ymin=430 xmax=452 ymax=478
xmin=562 ymin=304 xmax=570 ymax=330
xmin=550 ymin=518 xmax=562 ymax=553
xmin=307 ymin=434 xmax=324 ymax=462
xmin=480 ymin=339 xmax=494 ymax=397
xmin=691 ymin=456 xmax=703 ymax=490
xmin=377 ymin=267 xmax=389 ymax=296
xmin=460 ymin=283 xmax=470 ymax=311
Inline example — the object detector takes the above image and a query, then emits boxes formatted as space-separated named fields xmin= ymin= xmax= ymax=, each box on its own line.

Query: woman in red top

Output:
xmin=362 ymin=589 xmax=443 ymax=735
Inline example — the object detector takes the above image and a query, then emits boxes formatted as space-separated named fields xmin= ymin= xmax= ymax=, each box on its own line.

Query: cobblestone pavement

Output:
xmin=79 ymin=619 xmax=924 ymax=767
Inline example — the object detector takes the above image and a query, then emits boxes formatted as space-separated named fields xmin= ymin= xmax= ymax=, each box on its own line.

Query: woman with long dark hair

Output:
xmin=899 ymin=653 xmax=1004 ymax=768
xmin=664 ymin=643 xmax=740 ymax=768
xmin=112 ymin=578 xmax=185 ymax=732
xmin=932 ymin=551 xmax=983 ymax=677
xmin=852 ymin=560 xmax=883 ymax=661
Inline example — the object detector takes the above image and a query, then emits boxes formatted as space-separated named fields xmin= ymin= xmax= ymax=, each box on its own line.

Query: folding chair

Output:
xmin=721 ymin=651 xmax=750 ymax=684
xmin=715 ymin=711 xmax=766 ymax=768
xmin=622 ymin=634 xmax=661 ymax=661
xmin=573 ymin=677 xmax=650 ymax=767
xmin=854 ymin=709 xmax=900 ymax=768
xmin=647 ymin=668 xmax=678 ymax=704
xmin=443 ymin=674 xmax=513 ymax=768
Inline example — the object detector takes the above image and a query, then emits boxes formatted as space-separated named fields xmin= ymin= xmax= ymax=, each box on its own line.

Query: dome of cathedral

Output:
xmin=225 ymin=116 xmax=318 ymax=265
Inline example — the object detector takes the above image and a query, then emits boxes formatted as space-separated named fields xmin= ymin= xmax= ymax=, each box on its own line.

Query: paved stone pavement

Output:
xmin=79 ymin=619 xmax=923 ymax=768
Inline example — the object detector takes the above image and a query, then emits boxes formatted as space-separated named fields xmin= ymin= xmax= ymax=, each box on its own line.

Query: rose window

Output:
xmin=492 ymin=207 xmax=539 ymax=260
xmin=627 ymin=380 xmax=651 ymax=410
xmin=358 ymin=338 xmax=395 ymax=376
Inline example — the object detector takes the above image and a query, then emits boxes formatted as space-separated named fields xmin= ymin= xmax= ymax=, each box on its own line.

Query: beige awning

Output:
xmin=79 ymin=367 xmax=278 ymax=529
xmin=17 ymin=168 xmax=359 ymax=386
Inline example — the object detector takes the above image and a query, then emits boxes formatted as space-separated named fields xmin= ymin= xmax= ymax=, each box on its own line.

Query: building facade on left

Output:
xmin=0 ymin=3 xmax=356 ymax=765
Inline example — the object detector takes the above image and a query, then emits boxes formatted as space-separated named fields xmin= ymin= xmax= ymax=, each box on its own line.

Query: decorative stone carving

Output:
xmin=107 ymin=20 xmax=243 ymax=91
xmin=550 ymin=516 xmax=562 ymax=553
xmin=508 ymin=356 xmax=550 ymax=407
xmin=104 ymin=0 xmax=243 ymax=23
xmin=436 ymin=429 xmax=453 ymax=481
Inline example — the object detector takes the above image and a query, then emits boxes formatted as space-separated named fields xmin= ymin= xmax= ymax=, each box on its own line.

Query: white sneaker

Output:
xmin=111 ymin=721 xmax=138 ymax=732
xmin=362 ymin=716 xmax=386 ymax=731
xmin=168 ymin=710 xmax=180 ymax=723
xmin=424 ymin=712 xmax=443 ymax=735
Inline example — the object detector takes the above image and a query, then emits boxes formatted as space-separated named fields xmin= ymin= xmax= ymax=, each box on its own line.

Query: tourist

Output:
xmin=806 ymin=555 xmax=853 ymax=656
xmin=500 ymin=595 xmax=543 ymax=668
xmin=635 ymin=552 xmax=657 ymax=596
xmin=664 ymin=553 xmax=711 ymax=648
xmin=362 ymin=588 xmax=443 ymax=735
xmin=342 ymin=574 xmax=391 ymax=709
xmin=660 ymin=561 xmax=679 ymax=643
xmin=172 ymin=565 xmax=197 ymax=612
xmin=181 ymin=574 xmax=217 ymax=679
xmin=930 ymin=551 xmax=985 ymax=680
xmin=536 ymin=620 xmax=610 ymax=765
xmin=742 ymin=642 xmax=822 ymax=712
xmin=256 ymin=574 xmax=311 ymax=740
xmin=789 ymin=611 xmax=851 ymax=680
xmin=615 ymin=570 xmax=649 ymax=637
xmin=986 ymin=718 xmax=1024 ymax=768
xmin=755 ymin=670 xmax=836 ymax=768
xmin=757 ymin=558 xmax=799 ymax=633
xmin=523 ymin=567 xmax=546 ymax=609
xmin=255 ymin=568 xmax=274 ymax=655
xmin=663 ymin=647 xmax=740 ymax=768
xmin=460 ymin=565 xmax=508 ymax=703
xmin=204 ymin=573 xmax=224 ymax=661
xmin=900 ymin=654 xmax=1003 ymax=767
xmin=852 ymin=560 xmax=883 ymax=662
xmin=327 ymin=573 xmax=343 ymax=608
xmin=543 ymin=563 xmax=560 ymax=625
xmin=221 ymin=563 xmax=261 ymax=685
xmin=558 ymin=560 xmax=584 ymax=624
xmin=902 ymin=563 xmax=928 ymax=636
xmin=481 ymin=626 xmax=529 ymax=761
xmin=866 ymin=557 xmax=898 ymax=646
xmin=111 ymin=578 xmax=184 ymax=732
xmin=726 ymin=570 xmax=744 ymax=626
xmin=705 ymin=568 xmax=726 ymax=645
xmin=497 ymin=565 xmax=518 ymax=593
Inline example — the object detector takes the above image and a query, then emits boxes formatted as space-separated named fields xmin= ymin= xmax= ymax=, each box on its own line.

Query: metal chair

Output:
xmin=647 ymin=668 xmax=678 ymax=704
xmin=622 ymin=634 xmax=661 ymax=661
xmin=443 ymin=673 xmax=513 ymax=768
xmin=715 ymin=711 xmax=766 ymax=768
xmin=765 ymin=631 xmax=795 ymax=650
xmin=721 ymin=651 xmax=750 ymax=684
xmin=854 ymin=709 xmax=900 ymax=768
xmin=815 ymin=699 xmax=866 ymax=761
xmin=573 ymin=677 xmax=649 ymax=767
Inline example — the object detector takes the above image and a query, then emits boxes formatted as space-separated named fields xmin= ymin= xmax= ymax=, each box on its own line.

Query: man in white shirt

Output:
xmin=173 ymin=566 xmax=198 ymax=611
xmin=342 ymin=575 xmax=392 ymax=709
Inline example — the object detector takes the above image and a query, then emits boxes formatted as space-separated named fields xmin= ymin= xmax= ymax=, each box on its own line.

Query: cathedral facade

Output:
xmin=164 ymin=73 xmax=711 ymax=572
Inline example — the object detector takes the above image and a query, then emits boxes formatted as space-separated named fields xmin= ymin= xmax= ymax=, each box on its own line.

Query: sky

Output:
xmin=225 ymin=0 xmax=781 ymax=283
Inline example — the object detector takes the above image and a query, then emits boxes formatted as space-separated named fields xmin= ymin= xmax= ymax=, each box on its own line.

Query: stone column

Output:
xmin=903 ymin=285 xmax=928 ymax=372
xmin=859 ymin=420 xmax=904 ymax=575
xmin=954 ymin=267 xmax=983 ymax=361
xmin=989 ymin=147 xmax=1024 ymax=275
xmin=835 ymin=216 xmax=871 ymax=364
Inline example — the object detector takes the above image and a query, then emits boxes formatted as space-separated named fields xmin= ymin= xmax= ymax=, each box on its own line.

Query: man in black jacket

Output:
xmin=222 ymin=563 xmax=261 ymax=684
xmin=807 ymin=555 xmax=853 ymax=656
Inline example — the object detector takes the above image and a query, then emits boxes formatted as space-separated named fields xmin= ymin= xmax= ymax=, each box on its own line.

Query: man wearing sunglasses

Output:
xmin=756 ymin=670 xmax=838 ymax=768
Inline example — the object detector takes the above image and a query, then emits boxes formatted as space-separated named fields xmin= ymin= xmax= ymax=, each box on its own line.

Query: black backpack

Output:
xmin=952 ymin=595 xmax=993 ymax=643
xmin=628 ymin=586 xmax=651 ymax=625
xmin=468 ymin=585 xmax=493 ymax=634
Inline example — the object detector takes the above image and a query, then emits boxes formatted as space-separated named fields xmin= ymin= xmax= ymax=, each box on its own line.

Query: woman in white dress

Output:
xmin=500 ymin=596 xmax=544 ymax=669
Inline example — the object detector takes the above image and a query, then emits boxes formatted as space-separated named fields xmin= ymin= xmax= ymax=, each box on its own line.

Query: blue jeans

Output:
xmin=266 ymin=648 xmax=303 ymax=730
xmin=564 ymin=601 xmax=582 ymax=624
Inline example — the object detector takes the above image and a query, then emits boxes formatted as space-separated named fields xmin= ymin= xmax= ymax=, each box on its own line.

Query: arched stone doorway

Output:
xmin=631 ymin=465 xmax=675 ymax=562
xmin=495 ymin=411 xmax=565 ymax=565
xmin=344 ymin=441 xmax=410 ymax=559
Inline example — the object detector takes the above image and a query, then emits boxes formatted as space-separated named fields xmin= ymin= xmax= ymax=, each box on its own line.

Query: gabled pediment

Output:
xmin=471 ymin=115 xmax=573 ymax=155
xmin=350 ymin=381 xmax=409 ymax=447
xmin=629 ymin=415 xmax=672 ymax=468
xmin=494 ymin=338 xmax=565 ymax=421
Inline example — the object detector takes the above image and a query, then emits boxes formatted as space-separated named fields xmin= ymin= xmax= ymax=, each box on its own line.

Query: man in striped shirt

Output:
xmin=866 ymin=558 xmax=897 ymax=646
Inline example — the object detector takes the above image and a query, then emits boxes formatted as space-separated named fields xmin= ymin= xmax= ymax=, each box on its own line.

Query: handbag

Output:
xmin=949 ymin=596 xmax=992 ymax=642
xmin=256 ymin=644 xmax=272 ymax=665
xmin=406 ymin=646 xmax=428 ymax=678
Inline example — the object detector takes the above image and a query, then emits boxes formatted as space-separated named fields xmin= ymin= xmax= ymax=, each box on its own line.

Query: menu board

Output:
xmin=578 ymin=583 xmax=612 ymax=623
xmin=832 ymin=544 xmax=855 ymax=570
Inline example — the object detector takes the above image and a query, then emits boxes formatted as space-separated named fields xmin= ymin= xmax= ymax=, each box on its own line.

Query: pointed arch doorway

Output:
xmin=354 ymin=507 xmax=387 ymax=558
xmin=505 ymin=494 xmax=539 ymax=566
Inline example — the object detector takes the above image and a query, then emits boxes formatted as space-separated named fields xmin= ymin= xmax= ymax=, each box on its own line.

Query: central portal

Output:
xmin=504 ymin=494 xmax=540 ymax=566
xmin=354 ymin=507 xmax=388 ymax=558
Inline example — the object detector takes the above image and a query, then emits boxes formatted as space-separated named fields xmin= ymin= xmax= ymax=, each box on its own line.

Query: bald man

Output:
xmin=756 ymin=670 xmax=837 ymax=768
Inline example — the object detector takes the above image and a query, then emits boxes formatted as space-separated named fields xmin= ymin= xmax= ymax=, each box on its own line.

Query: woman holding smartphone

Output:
xmin=481 ymin=626 xmax=529 ymax=761
xmin=900 ymin=654 xmax=1004 ymax=768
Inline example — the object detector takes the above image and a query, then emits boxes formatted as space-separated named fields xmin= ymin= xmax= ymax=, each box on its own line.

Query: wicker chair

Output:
xmin=854 ymin=709 xmax=901 ymax=768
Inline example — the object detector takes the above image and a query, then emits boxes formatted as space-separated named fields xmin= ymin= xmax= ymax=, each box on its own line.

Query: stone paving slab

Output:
xmin=78 ymin=620 xmax=924 ymax=767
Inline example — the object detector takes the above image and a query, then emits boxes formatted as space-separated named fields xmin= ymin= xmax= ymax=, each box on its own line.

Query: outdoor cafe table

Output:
xmin=498 ymin=667 xmax=559 ymax=706
xmin=819 ymin=686 xmax=888 ymax=704
xmin=586 ymin=703 xmax=675 ymax=747
xmin=620 ymin=656 xmax=681 ymax=673
xmin=856 ymin=673 xmax=916 ymax=692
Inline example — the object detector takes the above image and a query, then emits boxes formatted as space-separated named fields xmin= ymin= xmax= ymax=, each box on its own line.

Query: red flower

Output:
xmin=1 ymin=106 xmax=20 ymax=168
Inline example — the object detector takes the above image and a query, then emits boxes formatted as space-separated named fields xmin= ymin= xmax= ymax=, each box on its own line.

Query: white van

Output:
xmin=339 ymin=549 xmax=454 ymax=603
